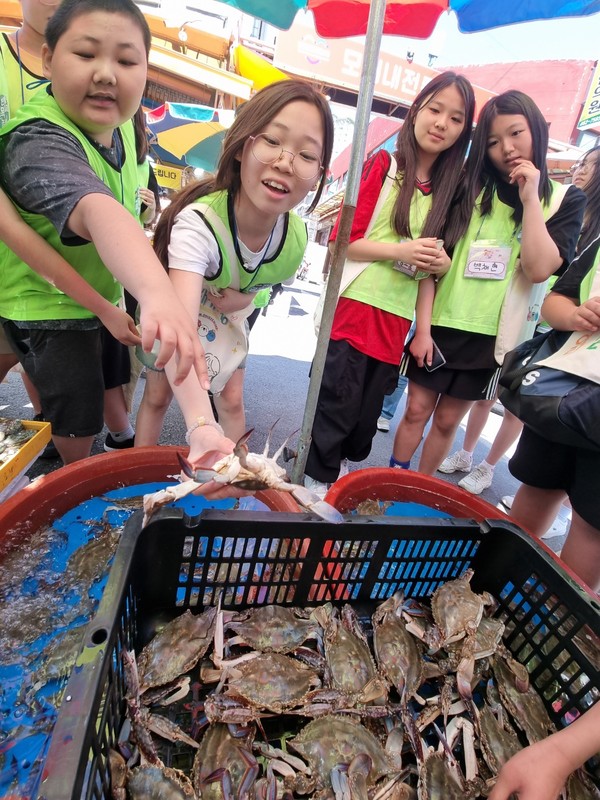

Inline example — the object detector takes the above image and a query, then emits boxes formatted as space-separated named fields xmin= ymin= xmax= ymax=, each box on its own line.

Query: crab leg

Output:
xmin=142 ymin=478 xmax=201 ymax=526
xmin=290 ymin=485 xmax=344 ymax=524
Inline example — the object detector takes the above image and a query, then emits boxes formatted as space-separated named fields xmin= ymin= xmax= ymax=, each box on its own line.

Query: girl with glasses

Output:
xmin=504 ymin=144 xmax=600 ymax=590
xmin=303 ymin=71 xmax=476 ymax=497
xmin=135 ymin=79 xmax=334 ymax=455
xmin=571 ymin=145 xmax=600 ymax=251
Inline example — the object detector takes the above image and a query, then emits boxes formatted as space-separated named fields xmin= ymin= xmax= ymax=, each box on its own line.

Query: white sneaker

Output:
xmin=438 ymin=450 xmax=473 ymax=474
xmin=304 ymin=475 xmax=330 ymax=500
xmin=377 ymin=416 xmax=390 ymax=432
xmin=501 ymin=495 xmax=514 ymax=510
xmin=458 ymin=464 xmax=494 ymax=495
xmin=339 ymin=458 xmax=350 ymax=478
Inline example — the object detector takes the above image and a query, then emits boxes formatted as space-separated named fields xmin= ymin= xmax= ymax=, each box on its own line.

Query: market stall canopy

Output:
xmin=146 ymin=102 xmax=235 ymax=171
xmin=214 ymin=0 xmax=600 ymax=35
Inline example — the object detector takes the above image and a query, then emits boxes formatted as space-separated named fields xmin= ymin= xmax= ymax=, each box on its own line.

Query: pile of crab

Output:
xmin=109 ymin=570 xmax=599 ymax=800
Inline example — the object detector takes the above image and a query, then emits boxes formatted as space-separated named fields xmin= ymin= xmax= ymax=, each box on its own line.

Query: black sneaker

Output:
xmin=33 ymin=413 xmax=60 ymax=459
xmin=104 ymin=433 xmax=135 ymax=452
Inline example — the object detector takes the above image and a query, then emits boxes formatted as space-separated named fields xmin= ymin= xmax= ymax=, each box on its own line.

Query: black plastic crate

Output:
xmin=37 ymin=509 xmax=600 ymax=799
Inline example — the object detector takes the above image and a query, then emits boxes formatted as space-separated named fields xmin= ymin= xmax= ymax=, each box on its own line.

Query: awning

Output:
xmin=144 ymin=13 xmax=231 ymax=64
xmin=149 ymin=44 xmax=253 ymax=101
xmin=233 ymin=44 xmax=289 ymax=91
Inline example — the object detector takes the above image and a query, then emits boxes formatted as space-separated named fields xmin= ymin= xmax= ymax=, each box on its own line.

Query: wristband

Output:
xmin=185 ymin=416 xmax=225 ymax=445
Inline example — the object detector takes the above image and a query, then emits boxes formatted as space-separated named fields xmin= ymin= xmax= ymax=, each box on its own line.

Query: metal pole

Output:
xmin=291 ymin=0 xmax=387 ymax=484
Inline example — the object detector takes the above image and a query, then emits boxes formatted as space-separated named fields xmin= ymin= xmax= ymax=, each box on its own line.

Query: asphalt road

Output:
xmin=0 ymin=277 xmax=569 ymax=550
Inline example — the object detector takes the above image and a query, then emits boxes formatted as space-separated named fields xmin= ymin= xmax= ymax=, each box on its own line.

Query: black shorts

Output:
xmin=2 ymin=322 xmax=104 ymax=437
xmin=405 ymin=358 xmax=497 ymax=401
xmin=509 ymin=426 xmax=600 ymax=529
xmin=101 ymin=327 xmax=131 ymax=390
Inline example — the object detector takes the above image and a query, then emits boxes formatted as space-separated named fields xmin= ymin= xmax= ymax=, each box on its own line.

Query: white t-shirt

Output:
xmin=168 ymin=205 xmax=286 ymax=279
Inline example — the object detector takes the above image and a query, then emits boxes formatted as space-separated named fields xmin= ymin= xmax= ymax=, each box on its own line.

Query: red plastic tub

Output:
xmin=0 ymin=445 xmax=300 ymax=547
xmin=325 ymin=466 xmax=507 ymax=521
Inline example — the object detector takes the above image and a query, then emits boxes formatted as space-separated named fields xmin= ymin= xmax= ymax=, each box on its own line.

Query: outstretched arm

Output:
xmin=488 ymin=703 xmax=600 ymax=800
xmin=0 ymin=188 xmax=140 ymax=346
xmin=67 ymin=192 xmax=209 ymax=387
xmin=162 ymin=269 xmax=246 ymax=498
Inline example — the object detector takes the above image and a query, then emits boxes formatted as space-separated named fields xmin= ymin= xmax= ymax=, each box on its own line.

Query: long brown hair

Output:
xmin=578 ymin=145 xmax=600 ymax=251
xmin=153 ymin=80 xmax=334 ymax=267
xmin=390 ymin=71 xmax=475 ymax=250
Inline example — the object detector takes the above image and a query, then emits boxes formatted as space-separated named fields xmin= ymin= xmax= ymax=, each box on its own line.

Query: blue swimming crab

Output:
xmin=287 ymin=715 xmax=405 ymax=796
xmin=223 ymin=604 xmax=322 ymax=654
xmin=142 ymin=427 xmax=343 ymax=525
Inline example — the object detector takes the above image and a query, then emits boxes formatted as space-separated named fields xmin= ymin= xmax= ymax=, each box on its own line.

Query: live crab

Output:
xmin=142 ymin=426 xmax=343 ymax=525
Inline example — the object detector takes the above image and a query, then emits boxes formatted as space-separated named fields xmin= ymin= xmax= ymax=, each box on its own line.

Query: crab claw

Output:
xmin=177 ymin=452 xmax=220 ymax=484
xmin=234 ymin=429 xmax=254 ymax=461
xmin=291 ymin=486 xmax=344 ymax=524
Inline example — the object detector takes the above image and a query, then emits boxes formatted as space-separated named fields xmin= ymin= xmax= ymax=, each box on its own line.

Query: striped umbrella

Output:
xmin=216 ymin=0 xmax=600 ymax=34
xmin=146 ymin=102 xmax=235 ymax=171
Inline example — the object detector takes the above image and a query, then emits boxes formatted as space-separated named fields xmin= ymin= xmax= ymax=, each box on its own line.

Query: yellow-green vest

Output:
xmin=0 ymin=46 xmax=8 ymax=127
xmin=0 ymin=32 xmax=47 ymax=117
xmin=0 ymin=89 xmax=137 ymax=320
xmin=192 ymin=190 xmax=307 ymax=293
xmin=580 ymin=246 xmax=600 ymax=304
xmin=433 ymin=180 xmax=566 ymax=336
xmin=341 ymin=177 xmax=434 ymax=320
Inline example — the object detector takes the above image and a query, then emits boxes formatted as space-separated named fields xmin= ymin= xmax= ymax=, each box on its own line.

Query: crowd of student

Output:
xmin=2 ymin=0 xmax=599 ymax=573
xmin=303 ymin=75 xmax=599 ymax=592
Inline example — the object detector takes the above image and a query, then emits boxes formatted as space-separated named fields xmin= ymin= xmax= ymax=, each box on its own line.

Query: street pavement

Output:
xmin=0 ymin=276 xmax=569 ymax=550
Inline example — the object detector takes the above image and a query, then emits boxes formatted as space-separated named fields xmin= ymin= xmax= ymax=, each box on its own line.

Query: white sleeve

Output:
xmin=167 ymin=205 xmax=221 ymax=279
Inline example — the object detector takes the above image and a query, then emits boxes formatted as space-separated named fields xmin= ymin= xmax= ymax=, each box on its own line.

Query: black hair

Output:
xmin=461 ymin=90 xmax=551 ymax=228
xmin=391 ymin=71 xmax=475 ymax=250
xmin=45 ymin=0 xmax=151 ymax=56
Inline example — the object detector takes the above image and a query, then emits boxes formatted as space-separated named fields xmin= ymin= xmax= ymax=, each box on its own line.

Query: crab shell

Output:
xmin=128 ymin=765 xmax=196 ymax=799
xmin=223 ymin=652 xmax=321 ymax=714
xmin=478 ymin=703 xmax=522 ymax=775
xmin=417 ymin=754 xmax=464 ymax=800
xmin=491 ymin=655 xmax=555 ymax=744
xmin=137 ymin=607 xmax=217 ymax=693
xmin=290 ymin=715 xmax=395 ymax=792
xmin=224 ymin=605 xmax=321 ymax=654
xmin=317 ymin=604 xmax=384 ymax=700
xmin=430 ymin=569 xmax=485 ymax=645
xmin=372 ymin=593 xmax=423 ymax=703
xmin=192 ymin=723 xmax=256 ymax=800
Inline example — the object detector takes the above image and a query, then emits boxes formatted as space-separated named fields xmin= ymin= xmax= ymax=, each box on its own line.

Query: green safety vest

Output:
xmin=580 ymin=245 xmax=600 ymax=304
xmin=0 ymin=88 xmax=137 ymax=320
xmin=192 ymin=190 xmax=307 ymax=292
xmin=341 ymin=178 xmax=434 ymax=320
xmin=0 ymin=44 xmax=8 ymax=127
xmin=0 ymin=32 xmax=47 ymax=118
xmin=432 ymin=181 xmax=567 ymax=336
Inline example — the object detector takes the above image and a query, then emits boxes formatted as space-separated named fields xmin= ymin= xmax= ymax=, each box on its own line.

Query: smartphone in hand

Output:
xmin=425 ymin=340 xmax=446 ymax=372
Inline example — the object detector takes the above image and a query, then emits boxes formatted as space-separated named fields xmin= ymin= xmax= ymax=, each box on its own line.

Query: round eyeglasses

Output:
xmin=570 ymin=161 xmax=590 ymax=174
xmin=249 ymin=133 xmax=323 ymax=181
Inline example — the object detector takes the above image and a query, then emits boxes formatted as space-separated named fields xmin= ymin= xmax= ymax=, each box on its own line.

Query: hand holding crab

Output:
xmin=143 ymin=424 xmax=343 ymax=525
